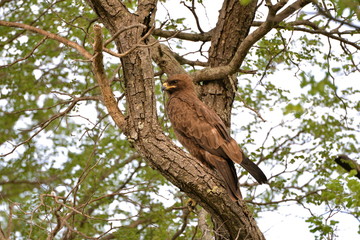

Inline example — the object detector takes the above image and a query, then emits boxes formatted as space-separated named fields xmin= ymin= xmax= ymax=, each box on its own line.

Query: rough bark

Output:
xmin=199 ymin=0 xmax=258 ymax=128
xmin=198 ymin=1 xmax=260 ymax=238
xmin=84 ymin=0 xmax=264 ymax=239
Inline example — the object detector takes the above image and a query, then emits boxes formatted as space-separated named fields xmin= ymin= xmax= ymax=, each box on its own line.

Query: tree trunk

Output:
xmin=201 ymin=1 xmax=260 ymax=238
xmin=201 ymin=0 xmax=258 ymax=127
xmin=85 ymin=0 xmax=265 ymax=239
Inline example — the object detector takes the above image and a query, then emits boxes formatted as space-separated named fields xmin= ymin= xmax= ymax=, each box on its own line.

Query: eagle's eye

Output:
xmin=169 ymin=80 xmax=178 ymax=85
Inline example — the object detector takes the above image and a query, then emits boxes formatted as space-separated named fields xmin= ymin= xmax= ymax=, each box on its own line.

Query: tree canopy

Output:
xmin=0 ymin=0 xmax=359 ymax=239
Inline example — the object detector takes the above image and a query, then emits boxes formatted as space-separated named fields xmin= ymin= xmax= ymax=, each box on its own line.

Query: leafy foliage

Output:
xmin=0 ymin=0 xmax=359 ymax=239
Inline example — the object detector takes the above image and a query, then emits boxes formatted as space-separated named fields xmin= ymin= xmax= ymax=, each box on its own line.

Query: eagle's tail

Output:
xmin=240 ymin=154 xmax=268 ymax=184
xmin=205 ymin=153 xmax=242 ymax=201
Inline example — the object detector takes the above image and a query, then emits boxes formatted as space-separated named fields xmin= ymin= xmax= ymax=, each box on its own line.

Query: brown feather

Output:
xmin=163 ymin=74 xmax=267 ymax=200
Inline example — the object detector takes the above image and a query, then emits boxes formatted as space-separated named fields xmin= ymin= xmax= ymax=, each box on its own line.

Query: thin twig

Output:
xmin=236 ymin=92 xmax=266 ymax=122
xmin=0 ymin=20 xmax=92 ymax=59
xmin=0 ymin=36 xmax=48 ymax=68
xmin=104 ymin=24 xmax=146 ymax=47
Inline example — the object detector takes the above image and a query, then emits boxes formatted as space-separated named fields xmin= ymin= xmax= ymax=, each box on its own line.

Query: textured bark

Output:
xmin=86 ymin=0 xmax=265 ymax=239
xmin=200 ymin=0 xmax=258 ymax=128
xmin=201 ymin=1 xmax=260 ymax=238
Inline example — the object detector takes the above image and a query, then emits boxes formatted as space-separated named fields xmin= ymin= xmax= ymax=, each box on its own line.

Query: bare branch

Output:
xmin=5 ymin=96 xmax=99 ymax=115
xmin=46 ymin=205 xmax=63 ymax=240
xmin=247 ymin=190 xmax=322 ymax=206
xmin=171 ymin=207 xmax=190 ymax=240
xmin=289 ymin=26 xmax=359 ymax=50
xmin=181 ymin=0 xmax=204 ymax=33
xmin=173 ymin=52 xmax=208 ymax=67
xmin=104 ymin=24 xmax=146 ymax=47
xmin=236 ymin=92 xmax=266 ymax=122
xmin=153 ymin=28 xmax=212 ymax=42
xmin=311 ymin=0 xmax=360 ymax=30
xmin=103 ymin=39 xmax=158 ymax=58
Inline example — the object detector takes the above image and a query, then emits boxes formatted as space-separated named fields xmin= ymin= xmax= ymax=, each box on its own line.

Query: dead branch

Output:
xmin=92 ymin=25 xmax=127 ymax=131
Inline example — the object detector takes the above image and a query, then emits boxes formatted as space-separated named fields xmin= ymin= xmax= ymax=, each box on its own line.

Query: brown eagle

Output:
xmin=162 ymin=74 xmax=267 ymax=200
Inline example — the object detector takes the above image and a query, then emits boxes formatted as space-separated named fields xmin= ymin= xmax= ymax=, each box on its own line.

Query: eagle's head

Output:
xmin=162 ymin=74 xmax=195 ymax=94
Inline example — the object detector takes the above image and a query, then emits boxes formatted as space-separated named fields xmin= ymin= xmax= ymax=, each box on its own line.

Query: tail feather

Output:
xmin=240 ymin=154 xmax=267 ymax=184
xmin=205 ymin=153 xmax=242 ymax=200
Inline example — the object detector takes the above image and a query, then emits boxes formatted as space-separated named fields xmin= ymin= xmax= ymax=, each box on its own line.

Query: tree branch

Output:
xmin=0 ymin=20 xmax=93 ymax=60
xmin=103 ymin=26 xmax=158 ymax=58
xmin=0 ymin=96 xmax=97 ymax=157
xmin=181 ymin=0 xmax=204 ymax=33
xmin=104 ymin=24 xmax=146 ymax=47
xmin=151 ymin=43 xmax=187 ymax=75
xmin=0 ymin=36 xmax=48 ymax=68
xmin=153 ymin=28 xmax=212 ymax=42
xmin=171 ymin=207 xmax=190 ymax=240
xmin=92 ymin=25 xmax=127 ymax=131
xmin=193 ymin=0 xmax=312 ymax=82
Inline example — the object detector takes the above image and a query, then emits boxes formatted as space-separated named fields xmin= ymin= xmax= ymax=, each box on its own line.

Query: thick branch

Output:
xmin=151 ymin=43 xmax=187 ymax=75
xmin=136 ymin=0 xmax=157 ymax=25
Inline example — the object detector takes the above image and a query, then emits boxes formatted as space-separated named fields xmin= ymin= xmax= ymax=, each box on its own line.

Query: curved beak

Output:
xmin=161 ymin=82 xmax=168 ymax=91
xmin=162 ymin=82 xmax=176 ymax=91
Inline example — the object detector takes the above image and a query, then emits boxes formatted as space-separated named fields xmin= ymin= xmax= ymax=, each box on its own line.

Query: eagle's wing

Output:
xmin=167 ymin=96 xmax=243 ymax=164
xmin=196 ymin=101 xmax=268 ymax=184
